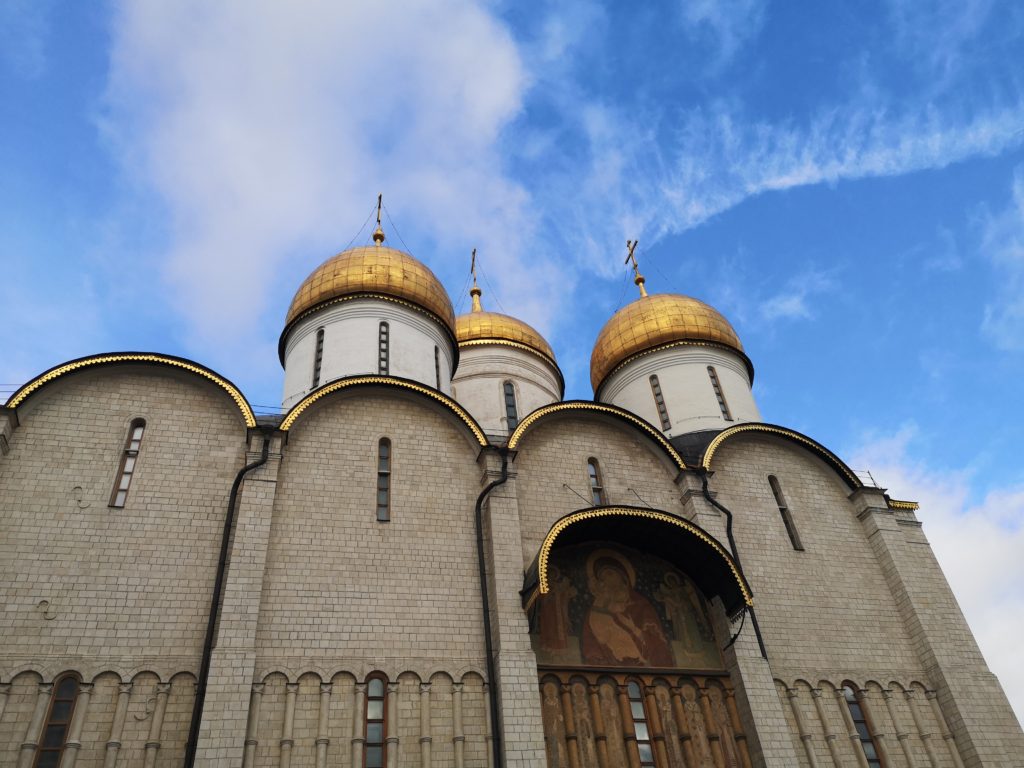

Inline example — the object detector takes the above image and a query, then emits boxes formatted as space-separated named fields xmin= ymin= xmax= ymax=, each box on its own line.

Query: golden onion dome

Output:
xmin=283 ymin=243 xmax=456 ymax=334
xmin=456 ymin=286 xmax=557 ymax=366
xmin=590 ymin=293 xmax=747 ymax=393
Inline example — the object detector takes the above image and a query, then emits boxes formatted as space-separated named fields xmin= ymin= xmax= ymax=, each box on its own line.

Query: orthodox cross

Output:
xmin=625 ymin=239 xmax=648 ymax=297
xmin=372 ymin=193 xmax=385 ymax=244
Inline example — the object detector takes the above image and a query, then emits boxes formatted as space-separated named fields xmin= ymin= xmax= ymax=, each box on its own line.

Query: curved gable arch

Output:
xmin=702 ymin=422 xmax=862 ymax=491
xmin=5 ymin=352 xmax=256 ymax=428
xmin=280 ymin=375 xmax=489 ymax=447
xmin=508 ymin=401 xmax=686 ymax=472
xmin=524 ymin=505 xmax=752 ymax=618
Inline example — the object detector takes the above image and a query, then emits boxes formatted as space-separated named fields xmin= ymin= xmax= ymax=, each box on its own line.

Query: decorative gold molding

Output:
xmin=5 ymin=353 xmax=256 ymax=427
xmin=597 ymin=338 xmax=755 ymax=396
xmin=457 ymin=338 xmax=559 ymax=370
xmin=537 ymin=506 xmax=752 ymax=607
xmin=280 ymin=375 xmax=488 ymax=445
xmin=506 ymin=401 xmax=685 ymax=470
xmin=887 ymin=499 xmax=919 ymax=511
xmin=702 ymin=423 xmax=861 ymax=489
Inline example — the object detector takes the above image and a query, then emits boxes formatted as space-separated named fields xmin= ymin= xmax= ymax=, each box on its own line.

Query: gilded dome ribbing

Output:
xmin=590 ymin=293 xmax=744 ymax=392
xmin=456 ymin=308 xmax=556 ymax=365
xmin=284 ymin=245 xmax=456 ymax=333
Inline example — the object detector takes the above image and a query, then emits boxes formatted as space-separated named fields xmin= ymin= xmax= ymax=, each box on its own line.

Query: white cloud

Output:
xmin=849 ymin=427 xmax=1024 ymax=725
xmin=981 ymin=165 xmax=1024 ymax=350
xmin=102 ymin=0 xmax=551 ymax=363
xmin=759 ymin=270 xmax=835 ymax=321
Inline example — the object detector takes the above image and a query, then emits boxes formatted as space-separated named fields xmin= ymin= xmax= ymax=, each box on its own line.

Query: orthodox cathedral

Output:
xmin=1 ymin=211 xmax=1021 ymax=768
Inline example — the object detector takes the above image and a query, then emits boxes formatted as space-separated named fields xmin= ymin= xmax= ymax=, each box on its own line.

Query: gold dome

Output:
xmin=456 ymin=301 xmax=557 ymax=366
xmin=590 ymin=293 xmax=745 ymax=392
xmin=284 ymin=244 xmax=456 ymax=332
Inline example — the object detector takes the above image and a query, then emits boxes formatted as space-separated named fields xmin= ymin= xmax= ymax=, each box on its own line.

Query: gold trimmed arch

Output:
xmin=702 ymin=423 xmax=861 ymax=490
xmin=525 ymin=505 xmax=752 ymax=617
xmin=507 ymin=401 xmax=685 ymax=471
xmin=5 ymin=353 xmax=256 ymax=428
xmin=280 ymin=375 xmax=488 ymax=446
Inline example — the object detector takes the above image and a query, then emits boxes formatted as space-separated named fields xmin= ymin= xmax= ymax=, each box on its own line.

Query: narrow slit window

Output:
xmin=312 ymin=328 xmax=325 ymax=388
xmin=34 ymin=675 xmax=79 ymax=768
xmin=627 ymin=681 xmax=656 ymax=767
xmin=376 ymin=439 xmax=391 ymax=522
xmin=843 ymin=685 xmax=882 ymax=768
xmin=110 ymin=419 xmax=146 ymax=508
xmin=434 ymin=346 xmax=441 ymax=390
xmin=587 ymin=458 xmax=607 ymax=506
xmin=769 ymin=475 xmax=804 ymax=551
xmin=503 ymin=381 xmax=519 ymax=432
xmin=649 ymin=374 xmax=671 ymax=430
xmin=378 ymin=321 xmax=389 ymax=375
xmin=365 ymin=676 xmax=387 ymax=768
xmin=707 ymin=365 xmax=733 ymax=420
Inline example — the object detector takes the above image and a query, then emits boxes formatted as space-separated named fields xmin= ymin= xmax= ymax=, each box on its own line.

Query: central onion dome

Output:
xmin=591 ymin=293 xmax=746 ymax=393
xmin=455 ymin=287 xmax=556 ymax=366
xmin=284 ymin=244 xmax=455 ymax=335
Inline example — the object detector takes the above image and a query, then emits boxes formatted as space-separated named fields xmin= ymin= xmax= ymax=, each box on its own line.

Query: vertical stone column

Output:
xmin=451 ymin=681 xmax=465 ymax=768
xmin=478 ymin=450 xmax=547 ymax=766
xmin=316 ymin=682 xmax=331 ymax=768
xmin=242 ymin=683 xmax=264 ymax=768
xmin=194 ymin=431 xmax=282 ymax=765
xmin=280 ymin=682 xmax=297 ymax=768
xmin=851 ymin=487 xmax=1024 ymax=767
xmin=681 ymin=471 xmax=801 ymax=768
xmin=385 ymin=682 xmax=399 ymax=768
xmin=142 ymin=682 xmax=170 ymax=768
xmin=350 ymin=682 xmax=366 ymax=767
xmin=17 ymin=681 xmax=52 ymax=768
xmin=809 ymin=687 xmax=844 ymax=768
xmin=784 ymin=686 xmax=820 ymax=768
xmin=60 ymin=682 xmax=93 ymax=768
xmin=103 ymin=682 xmax=132 ymax=768
xmin=0 ymin=683 xmax=10 ymax=722
xmin=419 ymin=682 xmax=432 ymax=768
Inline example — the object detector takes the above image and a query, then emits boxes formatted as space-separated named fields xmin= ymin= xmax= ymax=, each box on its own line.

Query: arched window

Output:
xmin=434 ymin=346 xmax=442 ymax=390
xmin=707 ymin=366 xmax=733 ymax=421
xmin=843 ymin=684 xmax=882 ymax=768
xmin=378 ymin=322 xmax=390 ymax=375
xmin=110 ymin=419 xmax=146 ymax=508
xmin=626 ymin=681 xmax=656 ymax=767
xmin=768 ymin=475 xmax=803 ymax=551
xmin=364 ymin=676 xmax=387 ymax=768
xmin=587 ymin=458 xmax=607 ymax=505
xmin=35 ymin=675 xmax=79 ymax=767
xmin=376 ymin=439 xmax=391 ymax=522
xmin=311 ymin=328 xmax=325 ymax=388
xmin=649 ymin=374 xmax=671 ymax=430
xmin=503 ymin=381 xmax=519 ymax=432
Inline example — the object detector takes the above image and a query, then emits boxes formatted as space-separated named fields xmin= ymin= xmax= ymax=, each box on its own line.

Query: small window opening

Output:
xmin=627 ymin=681 xmax=656 ymax=767
xmin=843 ymin=685 xmax=882 ymax=768
xmin=378 ymin=322 xmax=389 ymax=375
xmin=649 ymin=374 xmax=671 ymax=430
xmin=312 ymin=328 xmax=325 ymax=388
xmin=707 ymin=365 xmax=733 ymax=420
xmin=769 ymin=475 xmax=804 ymax=551
xmin=365 ymin=676 xmax=387 ymax=768
xmin=34 ymin=675 xmax=79 ymax=768
xmin=110 ymin=419 xmax=146 ymax=508
xmin=376 ymin=439 xmax=391 ymax=522
xmin=503 ymin=381 xmax=519 ymax=432
xmin=587 ymin=458 xmax=607 ymax=506
xmin=434 ymin=346 xmax=441 ymax=390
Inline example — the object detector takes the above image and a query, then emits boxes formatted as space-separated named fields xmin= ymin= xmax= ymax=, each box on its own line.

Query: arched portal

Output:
xmin=526 ymin=510 xmax=754 ymax=767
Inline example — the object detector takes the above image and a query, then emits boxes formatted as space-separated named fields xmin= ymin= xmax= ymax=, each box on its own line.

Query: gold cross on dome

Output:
xmin=625 ymin=239 xmax=648 ymax=297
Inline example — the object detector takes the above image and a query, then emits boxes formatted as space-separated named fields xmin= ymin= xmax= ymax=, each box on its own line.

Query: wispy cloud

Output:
xmin=678 ymin=0 xmax=766 ymax=66
xmin=981 ymin=165 xmax=1024 ymax=350
xmin=759 ymin=269 xmax=836 ymax=321
xmin=849 ymin=426 xmax=1024 ymax=724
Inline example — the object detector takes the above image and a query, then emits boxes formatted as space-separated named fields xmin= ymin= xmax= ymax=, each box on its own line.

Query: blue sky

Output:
xmin=2 ymin=0 xmax=1023 ymax=719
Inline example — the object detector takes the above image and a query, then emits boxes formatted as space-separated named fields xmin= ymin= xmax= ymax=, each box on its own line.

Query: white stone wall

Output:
xmin=451 ymin=345 xmax=561 ymax=436
xmin=281 ymin=298 xmax=456 ymax=408
xmin=599 ymin=344 xmax=760 ymax=435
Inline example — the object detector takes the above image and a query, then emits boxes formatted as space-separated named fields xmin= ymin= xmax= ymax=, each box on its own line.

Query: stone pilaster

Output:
xmin=851 ymin=486 xmax=1024 ymax=767
xmin=478 ymin=449 xmax=548 ymax=767
xmin=193 ymin=431 xmax=282 ymax=765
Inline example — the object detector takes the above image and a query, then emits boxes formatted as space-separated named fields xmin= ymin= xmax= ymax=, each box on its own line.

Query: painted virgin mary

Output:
xmin=580 ymin=549 xmax=673 ymax=667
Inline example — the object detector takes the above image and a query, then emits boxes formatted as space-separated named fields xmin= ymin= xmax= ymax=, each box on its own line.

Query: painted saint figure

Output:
xmin=580 ymin=549 xmax=673 ymax=667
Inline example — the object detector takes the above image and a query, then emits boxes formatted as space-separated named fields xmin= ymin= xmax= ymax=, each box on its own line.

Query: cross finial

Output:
xmin=372 ymin=193 xmax=385 ymax=245
xmin=625 ymin=239 xmax=648 ymax=297
xmin=470 ymin=248 xmax=483 ymax=312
